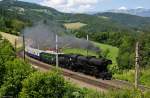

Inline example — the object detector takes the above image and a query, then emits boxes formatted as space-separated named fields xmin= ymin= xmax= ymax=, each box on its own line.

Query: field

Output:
xmin=0 ymin=32 xmax=22 ymax=48
xmin=63 ymin=48 xmax=98 ymax=57
xmin=64 ymin=22 xmax=87 ymax=30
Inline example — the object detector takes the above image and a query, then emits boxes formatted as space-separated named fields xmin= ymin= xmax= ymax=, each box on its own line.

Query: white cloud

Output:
xmin=136 ymin=6 xmax=144 ymax=9
xmin=40 ymin=0 xmax=102 ymax=13
xmin=118 ymin=6 xmax=127 ymax=10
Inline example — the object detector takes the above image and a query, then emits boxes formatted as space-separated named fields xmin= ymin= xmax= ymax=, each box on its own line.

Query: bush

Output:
xmin=0 ymin=59 xmax=34 ymax=97
xmin=19 ymin=70 xmax=81 ymax=98
xmin=0 ymin=38 xmax=15 ymax=86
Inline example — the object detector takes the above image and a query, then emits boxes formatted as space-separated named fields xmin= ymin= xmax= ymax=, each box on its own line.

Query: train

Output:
xmin=25 ymin=46 xmax=112 ymax=80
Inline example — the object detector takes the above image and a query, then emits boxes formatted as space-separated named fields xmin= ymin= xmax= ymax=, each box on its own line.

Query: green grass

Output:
xmin=93 ymin=42 xmax=119 ymax=66
xmin=78 ymin=87 xmax=150 ymax=98
xmin=113 ymin=70 xmax=135 ymax=82
xmin=63 ymin=48 xmax=98 ymax=57
xmin=113 ymin=68 xmax=150 ymax=87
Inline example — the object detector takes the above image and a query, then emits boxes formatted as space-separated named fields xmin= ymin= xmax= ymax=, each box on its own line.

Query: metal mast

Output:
xmin=135 ymin=42 xmax=140 ymax=88
xmin=56 ymin=34 xmax=59 ymax=68
xmin=87 ymin=35 xmax=89 ymax=56
xmin=23 ymin=33 xmax=25 ymax=61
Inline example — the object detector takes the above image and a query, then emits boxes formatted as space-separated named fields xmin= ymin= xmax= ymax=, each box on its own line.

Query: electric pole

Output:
xmin=23 ymin=33 xmax=25 ymax=61
xmin=135 ymin=42 xmax=140 ymax=88
xmin=14 ymin=38 xmax=17 ymax=57
xmin=55 ymin=34 xmax=59 ymax=68
xmin=87 ymin=35 xmax=89 ymax=56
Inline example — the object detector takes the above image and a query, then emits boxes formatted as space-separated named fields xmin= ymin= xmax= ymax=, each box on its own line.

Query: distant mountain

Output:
xmin=1 ymin=0 xmax=150 ymax=35
xmin=0 ymin=0 xmax=63 ymax=21
xmin=95 ymin=12 xmax=150 ymax=32
xmin=107 ymin=8 xmax=150 ymax=17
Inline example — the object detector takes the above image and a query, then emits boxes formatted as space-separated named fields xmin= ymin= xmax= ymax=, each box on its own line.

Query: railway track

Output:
xmin=17 ymin=51 xmax=150 ymax=91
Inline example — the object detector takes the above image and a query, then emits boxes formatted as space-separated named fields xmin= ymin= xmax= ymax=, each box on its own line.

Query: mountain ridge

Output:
xmin=0 ymin=0 xmax=150 ymax=34
xmin=106 ymin=8 xmax=150 ymax=17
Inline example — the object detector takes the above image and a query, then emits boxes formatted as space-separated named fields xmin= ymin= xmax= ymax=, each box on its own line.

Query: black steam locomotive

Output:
xmin=26 ymin=47 xmax=112 ymax=80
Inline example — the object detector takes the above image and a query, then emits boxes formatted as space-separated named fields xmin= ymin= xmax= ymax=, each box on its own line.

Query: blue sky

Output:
xmin=20 ymin=0 xmax=150 ymax=13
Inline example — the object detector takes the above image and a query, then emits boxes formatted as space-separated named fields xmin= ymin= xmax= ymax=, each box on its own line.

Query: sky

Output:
xmin=19 ymin=0 xmax=150 ymax=13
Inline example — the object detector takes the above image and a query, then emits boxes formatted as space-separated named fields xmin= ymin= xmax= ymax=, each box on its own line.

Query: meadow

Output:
xmin=0 ymin=32 xmax=22 ymax=48
xmin=64 ymin=22 xmax=87 ymax=30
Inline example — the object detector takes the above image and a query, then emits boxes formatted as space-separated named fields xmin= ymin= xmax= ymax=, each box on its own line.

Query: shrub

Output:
xmin=19 ymin=70 xmax=81 ymax=98
xmin=0 ymin=59 xmax=34 ymax=97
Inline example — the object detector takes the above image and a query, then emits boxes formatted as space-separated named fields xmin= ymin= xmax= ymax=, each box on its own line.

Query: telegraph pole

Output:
xmin=14 ymin=38 xmax=17 ymax=57
xmin=135 ymin=42 xmax=140 ymax=88
xmin=87 ymin=35 xmax=89 ymax=56
xmin=55 ymin=34 xmax=59 ymax=68
xmin=23 ymin=33 xmax=25 ymax=61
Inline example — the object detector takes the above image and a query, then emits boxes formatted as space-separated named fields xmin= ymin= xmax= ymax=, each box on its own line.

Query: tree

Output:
xmin=0 ymin=59 xmax=34 ymax=97
xmin=0 ymin=38 xmax=15 ymax=86
xmin=19 ymin=71 xmax=80 ymax=98
xmin=139 ymin=33 xmax=150 ymax=67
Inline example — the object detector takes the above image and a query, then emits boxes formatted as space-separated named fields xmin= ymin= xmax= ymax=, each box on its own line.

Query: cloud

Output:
xmin=40 ymin=0 xmax=102 ymax=13
xmin=118 ymin=6 xmax=127 ymax=10
xmin=136 ymin=6 xmax=144 ymax=9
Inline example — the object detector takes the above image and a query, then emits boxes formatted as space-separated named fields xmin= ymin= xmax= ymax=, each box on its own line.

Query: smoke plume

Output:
xmin=22 ymin=21 xmax=100 ymax=52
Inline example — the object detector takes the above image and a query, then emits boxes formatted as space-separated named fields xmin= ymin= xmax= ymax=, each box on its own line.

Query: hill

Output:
xmin=107 ymin=8 xmax=150 ymax=17
xmin=95 ymin=12 xmax=150 ymax=33
xmin=0 ymin=0 xmax=65 ymax=35
xmin=1 ymin=0 xmax=150 ymax=34
xmin=0 ymin=0 xmax=145 ymax=35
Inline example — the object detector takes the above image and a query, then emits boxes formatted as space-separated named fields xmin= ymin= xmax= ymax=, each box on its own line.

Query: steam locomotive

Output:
xmin=25 ymin=46 xmax=112 ymax=80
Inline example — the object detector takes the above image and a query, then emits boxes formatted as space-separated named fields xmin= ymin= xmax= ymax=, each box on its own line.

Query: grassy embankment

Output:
xmin=113 ymin=68 xmax=150 ymax=87
xmin=0 ymin=32 xmax=22 ymax=48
